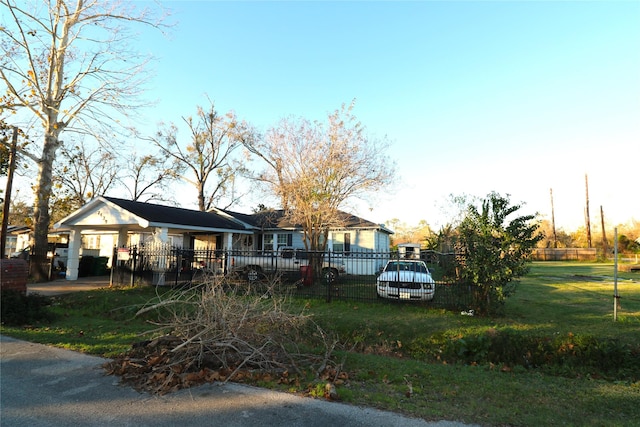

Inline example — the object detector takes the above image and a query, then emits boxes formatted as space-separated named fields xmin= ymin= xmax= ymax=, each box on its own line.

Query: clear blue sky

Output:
xmin=133 ymin=0 xmax=639 ymax=231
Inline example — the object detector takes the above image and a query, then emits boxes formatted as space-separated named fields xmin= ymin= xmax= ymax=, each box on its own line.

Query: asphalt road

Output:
xmin=0 ymin=335 xmax=476 ymax=427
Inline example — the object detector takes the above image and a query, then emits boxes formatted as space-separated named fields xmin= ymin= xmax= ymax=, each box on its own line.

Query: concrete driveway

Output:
xmin=0 ymin=336 xmax=476 ymax=427
xmin=26 ymin=276 xmax=112 ymax=296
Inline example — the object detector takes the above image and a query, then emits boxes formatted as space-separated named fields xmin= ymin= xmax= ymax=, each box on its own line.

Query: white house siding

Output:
xmin=375 ymin=231 xmax=391 ymax=253
xmin=80 ymin=231 xmax=189 ymax=269
xmin=327 ymin=229 xmax=391 ymax=275
xmin=194 ymin=235 xmax=217 ymax=250
xmin=291 ymin=232 xmax=305 ymax=248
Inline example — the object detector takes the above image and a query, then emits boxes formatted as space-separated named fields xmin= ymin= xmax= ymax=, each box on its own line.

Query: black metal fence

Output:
xmin=111 ymin=245 xmax=474 ymax=310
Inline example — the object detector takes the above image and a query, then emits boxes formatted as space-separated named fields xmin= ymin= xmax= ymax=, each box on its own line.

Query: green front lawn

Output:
xmin=2 ymin=262 xmax=639 ymax=426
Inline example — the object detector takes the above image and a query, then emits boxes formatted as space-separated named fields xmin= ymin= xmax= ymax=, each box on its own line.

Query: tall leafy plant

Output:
xmin=457 ymin=192 xmax=543 ymax=316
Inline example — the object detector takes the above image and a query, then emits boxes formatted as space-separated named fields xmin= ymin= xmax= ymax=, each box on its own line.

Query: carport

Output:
xmin=53 ymin=196 xmax=255 ymax=280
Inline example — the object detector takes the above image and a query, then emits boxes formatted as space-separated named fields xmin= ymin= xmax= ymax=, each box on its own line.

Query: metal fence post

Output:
xmin=326 ymin=250 xmax=332 ymax=303
xmin=130 ymin=246 xmax=137 ymax=287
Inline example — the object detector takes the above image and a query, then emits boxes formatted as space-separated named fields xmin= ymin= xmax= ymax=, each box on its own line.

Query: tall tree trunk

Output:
xmin=31 ymin=133 xmax=60 ymax=281
xmin=197 ymin=182 xmax=206 ymax=211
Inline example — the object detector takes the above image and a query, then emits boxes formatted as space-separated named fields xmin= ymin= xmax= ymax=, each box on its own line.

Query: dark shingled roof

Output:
xmin=104 ymin=197 xmax=248 ymax=231
xmin=218 ymin=208 xmax=383 ymax=230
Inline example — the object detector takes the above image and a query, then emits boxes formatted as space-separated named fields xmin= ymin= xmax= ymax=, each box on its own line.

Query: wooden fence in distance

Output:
xmin=531 ymin=248 xmax=597 ymax=261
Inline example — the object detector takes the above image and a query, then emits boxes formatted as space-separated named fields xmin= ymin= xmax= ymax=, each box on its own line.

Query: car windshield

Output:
xmin=384 ymin=261 xmax=428 ymax=274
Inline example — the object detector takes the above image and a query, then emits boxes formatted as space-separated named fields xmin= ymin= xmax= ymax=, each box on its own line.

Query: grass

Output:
xmin=333 ymin=353 xmax=638 ymax=426
xmin=1 ymin=285 xmax=169 ymax=357
xmin=2 ymin=261 xmax=640 ymax=426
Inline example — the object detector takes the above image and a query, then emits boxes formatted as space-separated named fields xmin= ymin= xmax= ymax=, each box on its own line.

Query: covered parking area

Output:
xmin=54 ymin=196 xmax=255 ymax=281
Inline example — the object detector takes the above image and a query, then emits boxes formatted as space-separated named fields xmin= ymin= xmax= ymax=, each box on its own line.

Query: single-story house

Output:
xmin=54 ymin=196 xmax=393 ymax=280
xmin=2 ymin=225 xmax=31 ymax=258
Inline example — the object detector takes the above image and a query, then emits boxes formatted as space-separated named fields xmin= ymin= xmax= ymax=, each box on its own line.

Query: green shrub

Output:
xmin=0 ymin=290 xmax=55 ymax=326
xmin=408 ymin=328 xmax=640 ymax=381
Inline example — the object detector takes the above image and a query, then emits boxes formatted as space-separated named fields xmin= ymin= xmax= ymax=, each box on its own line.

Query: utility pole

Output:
xmin=600 ymin=205 xmax=608 ymax=257
xmin=550 ymin=188 xmax=557 ymax=248
xmin=613 ymin=227 xmax=619 ymax=322
xmin=585 ymin=174 xmax=592 ymax=248
xmin=1 ymin=127 xmax=19 ymax=258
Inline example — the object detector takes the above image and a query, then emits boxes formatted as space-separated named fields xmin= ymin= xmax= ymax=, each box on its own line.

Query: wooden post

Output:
xmin=600 ymin=206 xmax=608 ymax=257
xmin=585 ymin=174 xmax=592 ymax=248
xmin=613 ymin=227 xmax=618 ymax=322
xmin=550 ymin=188 xmax=557 ymax=248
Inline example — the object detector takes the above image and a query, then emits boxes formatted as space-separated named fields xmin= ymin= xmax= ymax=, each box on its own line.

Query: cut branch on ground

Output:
xmin=104 ymin=275 xmax=339 ymax=394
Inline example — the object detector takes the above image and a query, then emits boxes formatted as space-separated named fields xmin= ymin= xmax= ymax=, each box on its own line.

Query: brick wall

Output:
xmin=1 ymin=259 xmax=29 ymax=293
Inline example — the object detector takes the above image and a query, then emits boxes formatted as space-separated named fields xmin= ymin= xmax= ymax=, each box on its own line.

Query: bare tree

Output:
xmin=6 ymin=198 xmax=34 ymax=228
xmin=120 ymin=151 xmax=181 ymax=203
xmin=53 ymin=140 xmax=120 ymax=207
xmin=0 ymin=0 xmax=167 ymax=278
xmin=244 ymin=101 xmax=396 ymax=253
xmin=150 ymin=102 xmax=254 ymax=211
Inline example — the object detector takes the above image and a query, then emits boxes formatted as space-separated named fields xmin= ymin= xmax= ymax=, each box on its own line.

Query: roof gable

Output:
xmin=6 ymin=225 xmax=31 ymax=235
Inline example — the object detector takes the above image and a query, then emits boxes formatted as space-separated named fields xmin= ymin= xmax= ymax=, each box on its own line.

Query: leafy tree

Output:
xmin=244 ymin=101 xmax=395 ymax=255
xmin=0 ymin=121 xmax=10 ymax=176
xmin=535 ymin=219 xmax=574 ymax=248
xmin=423 ymin=224 xmax=459 ymax=279
xmin=456 ymin=192 xmax=543 ymax=316
xmin=425 ymin=224 xmax=458 ymax=253
xmin=388 ymin=219 xmax=433 ymax=248
xmin=5 ymin=199 xmax=33 ymax=228
xmin=150 ymin=102 xmax=253 ymax=211
xmin=0 ymin=119 xmax=33 ymax=184
xmin=617 ymin=234 xmax=640 ymax=254
xmin=1 ymin=0 xmax=166 ymax=279
xmin=568 ymin=226 xmax=591 ymax=249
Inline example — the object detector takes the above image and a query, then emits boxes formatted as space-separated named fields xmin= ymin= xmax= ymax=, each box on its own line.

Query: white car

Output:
xmin=376 ymin=260 xmax=435 ymax=301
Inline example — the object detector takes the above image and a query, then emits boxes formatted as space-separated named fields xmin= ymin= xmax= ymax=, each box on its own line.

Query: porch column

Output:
xmin=152 ymin=227 xmax=169 ymax=286
xmin=223 ymin=232 xmax=233 ymax=251
xmin=221 ymin=232 xmax=234 ymax=275
xmin=65 ymin=229 xmax=81 ymax=280
xmin=116 ymin=227 xmax=128 ymax=248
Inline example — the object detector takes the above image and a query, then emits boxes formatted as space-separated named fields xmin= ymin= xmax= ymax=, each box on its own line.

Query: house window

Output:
xmin=5 ymin=236 xmax=17 ymax=254
xmin=262 ymin=233 xmax=292 ymax=250
xmin=277 ymin=233 xmax=292 ymax=248
xmin=263 ymin=234 xmax=274 ymax=251
xmin=332 ymin=232 xmax=351 ymax=254
xmin=83 ymin=235 xmax=101 ymax=250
